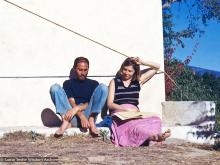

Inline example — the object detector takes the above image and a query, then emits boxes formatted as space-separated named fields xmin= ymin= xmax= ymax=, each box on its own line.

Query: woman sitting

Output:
xmin=107 ymin=57 xmax=170 ymax=147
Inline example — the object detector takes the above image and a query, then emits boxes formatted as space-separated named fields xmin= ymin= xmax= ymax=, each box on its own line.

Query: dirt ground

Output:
xmin=0 ymin=131 xmax=220 ymax=165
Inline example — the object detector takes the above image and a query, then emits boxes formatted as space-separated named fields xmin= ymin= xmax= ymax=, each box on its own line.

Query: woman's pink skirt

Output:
xmin=111 ymin=104 xmax=161 ymax=147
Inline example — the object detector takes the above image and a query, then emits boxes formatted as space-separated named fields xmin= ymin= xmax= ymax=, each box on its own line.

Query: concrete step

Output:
xmin=0 ymin=126 xmax=110 ymax=138
xmin=0 ymin=125 xmax=217 ymax=145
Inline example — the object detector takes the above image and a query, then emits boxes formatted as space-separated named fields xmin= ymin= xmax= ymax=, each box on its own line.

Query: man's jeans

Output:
xmin=50 ymin=83 xmax=108 ymax=127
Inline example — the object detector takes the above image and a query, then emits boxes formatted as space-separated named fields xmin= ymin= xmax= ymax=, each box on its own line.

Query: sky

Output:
xmin=170 ymin=2 xmax=220 ymax=72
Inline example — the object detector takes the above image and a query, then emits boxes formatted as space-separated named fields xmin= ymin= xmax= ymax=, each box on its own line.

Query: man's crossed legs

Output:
xmin=50 ymin=83 xmax=108 ymax=137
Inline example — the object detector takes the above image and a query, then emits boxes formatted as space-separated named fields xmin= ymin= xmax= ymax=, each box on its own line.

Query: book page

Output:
xmin=114 ymin=111 xmax=159 ymax=120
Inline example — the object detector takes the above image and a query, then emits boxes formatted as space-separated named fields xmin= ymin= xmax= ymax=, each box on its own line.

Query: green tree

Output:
xmin=162 ymin=0 xmax=220 ymax=132
xmin=165 ymin=58 xmax=215 ymax=101
xmin=163 ymin=0 xmax=220 ymax=57
xmin=162 ymin=0 xmax=220 ymax=99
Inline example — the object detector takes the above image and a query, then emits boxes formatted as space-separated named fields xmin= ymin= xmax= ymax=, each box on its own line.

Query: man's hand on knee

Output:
xmin=64 ymin=107 xmax=79 ymax=121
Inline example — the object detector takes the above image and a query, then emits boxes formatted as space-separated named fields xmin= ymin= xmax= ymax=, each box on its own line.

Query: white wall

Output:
xmin=0 ymin=0 xmax=165 ymax=126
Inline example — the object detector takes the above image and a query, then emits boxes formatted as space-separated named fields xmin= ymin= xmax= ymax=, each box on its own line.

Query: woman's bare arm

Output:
xmin=132 ymin=57 xmax=160 ymax=86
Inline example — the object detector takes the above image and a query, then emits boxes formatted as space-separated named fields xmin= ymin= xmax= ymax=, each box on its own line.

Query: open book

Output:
xmin=114 ymin=111 xmax=159 ymax=120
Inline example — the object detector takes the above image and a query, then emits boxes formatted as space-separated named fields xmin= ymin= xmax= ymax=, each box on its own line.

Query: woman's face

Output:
xmin=121 ymin=65 xmax=135 ymax=81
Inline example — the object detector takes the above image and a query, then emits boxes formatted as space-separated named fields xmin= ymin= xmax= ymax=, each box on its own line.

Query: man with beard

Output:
xmin=50 ymin=57 xmax=108 ymax=137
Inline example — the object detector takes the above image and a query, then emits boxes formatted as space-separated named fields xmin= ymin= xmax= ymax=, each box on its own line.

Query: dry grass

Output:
xmin=0 ymin=131 xmax=220 ymax=165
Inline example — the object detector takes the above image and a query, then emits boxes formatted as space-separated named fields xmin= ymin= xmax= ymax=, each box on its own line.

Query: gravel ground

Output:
xmin=0 ymin=131 xmax=220 ymax=165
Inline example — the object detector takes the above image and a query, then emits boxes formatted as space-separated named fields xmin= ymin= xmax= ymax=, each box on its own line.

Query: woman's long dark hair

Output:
xmin=118 ymin=57 xmax=140 ymax=81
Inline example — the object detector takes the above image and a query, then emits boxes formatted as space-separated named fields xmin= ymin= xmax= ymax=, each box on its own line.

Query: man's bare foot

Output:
xmin=54 ymin=128 xmax=64 ymax=138
xmin=54 ymin=120 xmax=70 ymax=138
xmin=88 ymin=116 xmax=99 ymax=137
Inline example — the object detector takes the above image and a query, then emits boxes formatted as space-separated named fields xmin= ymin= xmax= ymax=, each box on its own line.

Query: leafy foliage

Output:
xmin=163 ymin=0 xmax=220 ymax=58
xmin=165 ymin=59 xmax=220 ymax=131
xmin=162 ymin=0 xmax=220 ymax=130
xmin=163 ymin=0 xmax=220 ymax=102
xmin=163 ymin=0 xmax=220 ymax=24
xmin=165 ymin=58 xmax=217 ymax=101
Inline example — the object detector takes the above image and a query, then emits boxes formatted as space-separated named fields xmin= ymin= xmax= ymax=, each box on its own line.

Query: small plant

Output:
xmin=213 ymin=139 xmax=220 ymax=150
xmin=30 ymin=131 xmax=44 ymax=142
xmin=99 ymin=129 xmax=110 ymax=141
xmin=31 ymin=131 xmax=37 ymax=141
xmin=3 ymin=131 xmax=44 ymax=141
xmin=213 ymin=131 xmax=220 ymax=150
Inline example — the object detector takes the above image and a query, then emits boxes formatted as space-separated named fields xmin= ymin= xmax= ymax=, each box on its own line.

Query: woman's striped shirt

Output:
xmin=113 ymin=77 xmax=140 ymax=107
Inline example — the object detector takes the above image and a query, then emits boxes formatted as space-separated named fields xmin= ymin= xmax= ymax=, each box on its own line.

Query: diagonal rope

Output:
xmin=3 ymin=0 xmax=186 ymax=100
xmin=3 ymin=0 xmax=130 ymax=58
